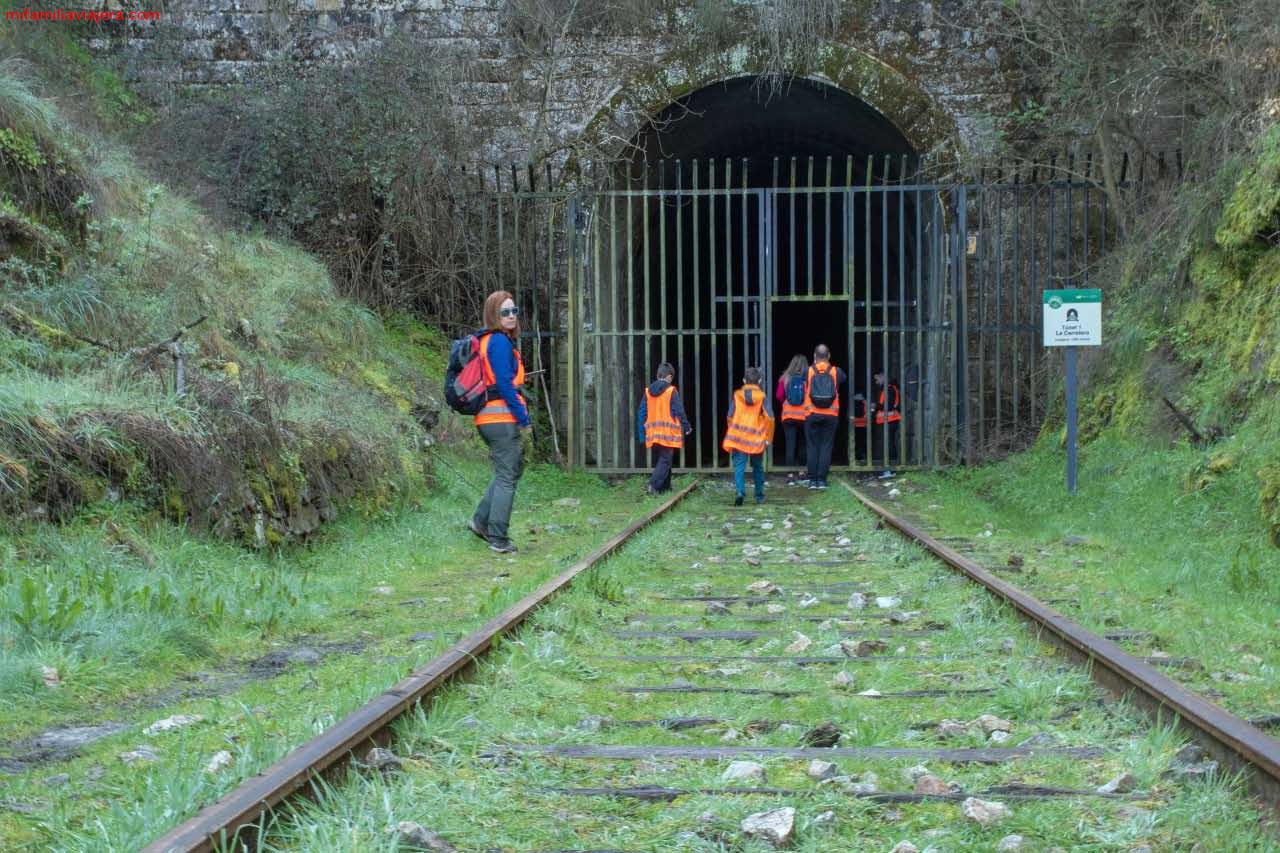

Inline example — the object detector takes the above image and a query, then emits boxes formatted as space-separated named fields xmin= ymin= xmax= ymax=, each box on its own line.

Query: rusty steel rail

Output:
xmin=843 ymin=481 xmax=1280 ymax=809
xmin=143 ymin=481 xmax=699 ymax=853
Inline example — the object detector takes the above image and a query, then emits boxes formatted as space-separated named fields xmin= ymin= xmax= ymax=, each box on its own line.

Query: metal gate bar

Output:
xmin=460 ymin=153 xmax=1172 ymax=474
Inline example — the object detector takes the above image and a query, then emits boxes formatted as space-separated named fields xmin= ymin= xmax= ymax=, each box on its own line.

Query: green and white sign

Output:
xmin=1043 ymin=289 xmax=1101 ymax=347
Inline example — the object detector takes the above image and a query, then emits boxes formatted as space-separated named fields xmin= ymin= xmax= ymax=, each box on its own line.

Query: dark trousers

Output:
xmin=781 ymin=420 xmax=805 ymax=467
xmin=872 ymin=420 xmax=901 ymax=469
xmin=648 ymin=445 xmax=675 ymax=492
xmin=473 ymin=422 xmax=524 ymax=542
xmin=804 ymin=415 xmax=838 ymax=482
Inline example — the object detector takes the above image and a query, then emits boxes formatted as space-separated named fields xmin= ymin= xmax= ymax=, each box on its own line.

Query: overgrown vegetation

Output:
xmin=989 ymin=0 xmax=1280 ymax=228
xmin=0 ymin=29 xmax=446 ymax=544
xmin=0 ymin=458 xmax=650 ymax=849
xmin=269 ymin=486 xmax=1271 ymax=850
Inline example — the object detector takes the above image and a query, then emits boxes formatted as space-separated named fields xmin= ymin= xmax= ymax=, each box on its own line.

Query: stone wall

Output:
xmin=89 ymin=1 xmax=1016 ymax=163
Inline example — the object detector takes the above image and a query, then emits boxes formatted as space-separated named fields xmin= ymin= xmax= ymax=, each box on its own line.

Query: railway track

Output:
xmin=146 ymin=479 xmax=1280 ymax=851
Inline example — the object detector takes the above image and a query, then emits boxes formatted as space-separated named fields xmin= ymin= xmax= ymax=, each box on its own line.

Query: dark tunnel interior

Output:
xmin=613 ymin=76 xmax=924 ymax=469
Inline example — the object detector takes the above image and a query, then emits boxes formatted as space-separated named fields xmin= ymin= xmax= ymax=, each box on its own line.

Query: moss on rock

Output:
xmin=1216 ymin=124 xmax=1280 ymax=251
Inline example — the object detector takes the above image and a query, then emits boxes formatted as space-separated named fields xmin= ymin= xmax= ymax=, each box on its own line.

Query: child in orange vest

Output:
xmin=637 ymin=362 xmax=691 ymax=495
xmin=723 ymin=366 xmax=775 ymax=506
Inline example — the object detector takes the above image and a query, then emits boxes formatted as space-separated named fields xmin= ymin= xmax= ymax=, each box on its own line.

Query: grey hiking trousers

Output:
xmin=473 ymin=422 xmax=524 ymax=543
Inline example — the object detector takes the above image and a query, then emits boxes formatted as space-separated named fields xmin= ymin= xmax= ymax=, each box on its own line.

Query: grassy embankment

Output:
xmin=0 ymin=26 xmax=656 ymax=850
xmin=886 ymin=122 xmax=1280 ymax=721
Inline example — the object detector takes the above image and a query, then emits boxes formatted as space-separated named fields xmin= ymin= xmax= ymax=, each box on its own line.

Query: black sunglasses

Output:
xmin=500 ymin=307 xmax=519 ymax=318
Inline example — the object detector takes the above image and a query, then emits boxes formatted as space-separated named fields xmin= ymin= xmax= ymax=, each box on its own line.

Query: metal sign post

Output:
xmin=1043 ymin=289 xmax=1102 ymax=494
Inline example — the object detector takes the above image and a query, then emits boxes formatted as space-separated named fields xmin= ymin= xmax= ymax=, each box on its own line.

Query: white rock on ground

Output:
xmin=798 ymin=595 xmax=820 ymax=608
xmin=831 ymin=670 xmax=855 ymax=688
xmin=365 ymin=747 xmax=403 ymax=773
xmin=144 ymin=714 xmax=204 ymax=736
xmin=747 ymin=580 xmax=777 ymax=594
xmin=784 ymin=632 xmax=813 ymax=654
xmin=205 ymin=750 xmax=233 ymax=774
xmin=811 ymin=809 xmax=836 ymax=827
xmin=1097 ymin=772 xmax=1137 ymax=794
xmin=847 ymin=592 xmax=868 ymax=609
xmin=740 ymin=807 xmax=795 ymax=847
xmin=997 ymin=835 xmax=1027 ymax=851
xmin=913 ymin=774 xmax=952 ymax=795
xmin=807 ymin=759 xmax=839 ymax=781
xmin=875 ymin=596 xmax=901 ymax=608
xmin=722 ymin=760 xmax=767 ymax=783
xmin=766 ymin=603 xmax=787 ymax=614
xmin=119 ymin=746 xmax=158 ymax=764
xmin=976 ymin=714 xmax=1012 ymax=733
xmin=962 ymin=797 xmax=1011 ymax=826
xmin=889 ymin=842 xmax=919 ymax=853
xmin=119 ymin=742 xmax=158 ymax=763
xmin=903 ymin=763 xmax=931 ymax=783
xmin=988 ymin=731 xmax=1011 ymax=745
xmin=391 ymin=821 xmax=459 ymax=851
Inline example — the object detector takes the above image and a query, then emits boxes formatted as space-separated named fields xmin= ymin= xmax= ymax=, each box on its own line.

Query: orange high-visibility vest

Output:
xmin=475 ymin=333 xmax=526 ymax=426
xmin=722 ymin=384 xmax=773 ymax=455
xmin=875 ymin=384 xmax=902 ymax=424
xmin=804 ymin=361 xmax=840 ymax=417
xmin=780 ymin=373 xmax=807 ymax=423
xmin=644 ymin=385 xmax=684 ymax=449
xmin=851 ymin=397 xmax=867 ymax=428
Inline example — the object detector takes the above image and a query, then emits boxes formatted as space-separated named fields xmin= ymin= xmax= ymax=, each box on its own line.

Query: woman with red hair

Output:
xmin=466 ymin=290 xmax=529 ymax=553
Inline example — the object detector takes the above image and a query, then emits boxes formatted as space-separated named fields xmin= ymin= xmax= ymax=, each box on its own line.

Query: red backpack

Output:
xmin=444 ymin=331 xmax=493 ymax=415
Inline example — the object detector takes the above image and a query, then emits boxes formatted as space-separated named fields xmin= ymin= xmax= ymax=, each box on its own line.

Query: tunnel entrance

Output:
xmin=771 ymin=300 xmax=849 ymax=467
xmin=568 ymin=76 xmax=940 ymax=473
xmin=545 ymin=77 xmax=1120 ymax=473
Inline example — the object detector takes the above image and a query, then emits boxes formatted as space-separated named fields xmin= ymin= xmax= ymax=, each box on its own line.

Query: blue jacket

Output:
xmin=483 ymin=331 xmax=530 ymax=427
xmin=636 ymin=379 xmax=690 ymax=444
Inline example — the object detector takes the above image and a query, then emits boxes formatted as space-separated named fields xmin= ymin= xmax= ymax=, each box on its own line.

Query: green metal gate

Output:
xmin=564 ymin=159 xmax=955 ymax=474
xmin=470 ymin=153 xmax=1151 ymax=474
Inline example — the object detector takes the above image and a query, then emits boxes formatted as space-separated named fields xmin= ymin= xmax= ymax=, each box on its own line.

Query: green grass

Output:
xmin=263 ymin=484 xmax=1274 ymax=851
xmin=883 ymin=430 xmax=1280 ymax=719
xmin=0 ymin=450 xmax=662 ymax=849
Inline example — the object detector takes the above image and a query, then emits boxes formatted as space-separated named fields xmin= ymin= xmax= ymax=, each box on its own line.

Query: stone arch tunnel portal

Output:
xmin=578 ymin=76 xmax=943 ymax=473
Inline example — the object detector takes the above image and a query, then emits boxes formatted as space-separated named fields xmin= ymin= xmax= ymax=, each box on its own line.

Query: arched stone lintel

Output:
xmin=577 ymin=41 xmax=958 ymax=166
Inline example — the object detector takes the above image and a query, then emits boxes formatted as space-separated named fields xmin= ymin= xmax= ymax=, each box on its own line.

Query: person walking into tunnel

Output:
xmin=637 ymin=362 xmax=691 ymax=496
xmin=724 ymin=366 xmax=774 ymax=506
xmin=871 ymin=367 xmax=902 ymax=479
xmin=803 ymin=344 xmax=846 ymax=490
xmin=468 ymin=290 xmax=529 ymax=554
xmin=776 ymin=354 xmax=809 ymax=485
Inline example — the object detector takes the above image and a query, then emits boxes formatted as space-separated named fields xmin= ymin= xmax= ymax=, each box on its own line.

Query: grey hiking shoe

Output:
xmin=488 ymin=539 xmax=518 ymax=554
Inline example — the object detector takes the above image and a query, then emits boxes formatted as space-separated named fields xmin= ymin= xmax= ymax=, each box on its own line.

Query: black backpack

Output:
xmin=444 ymin=330 xmax=493 ymax=415
xmin=809 ymin=366 xmax=836 ymax=408
xmin=785 ymin=374 xmax=807 ymax=406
